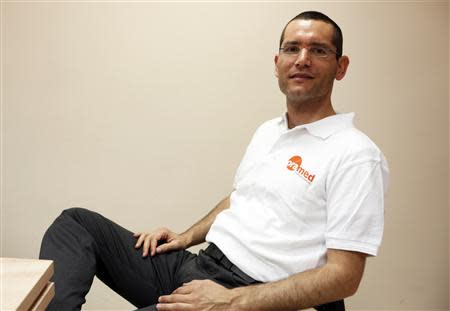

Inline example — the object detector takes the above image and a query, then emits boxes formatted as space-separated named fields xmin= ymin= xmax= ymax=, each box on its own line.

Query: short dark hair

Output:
xmin=279 ymin=11 xmax=343 ymax=58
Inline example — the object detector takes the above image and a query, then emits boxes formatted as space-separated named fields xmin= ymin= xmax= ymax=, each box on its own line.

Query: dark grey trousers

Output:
xmin=39 ymin=208 xmax=259 ymax=310
xmin=39 ymin=208 xmax=344 ymax=311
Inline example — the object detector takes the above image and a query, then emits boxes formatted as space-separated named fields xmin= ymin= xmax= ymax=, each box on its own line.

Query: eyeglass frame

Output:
xmin=279 ymin=42 xmax=341 ymax=59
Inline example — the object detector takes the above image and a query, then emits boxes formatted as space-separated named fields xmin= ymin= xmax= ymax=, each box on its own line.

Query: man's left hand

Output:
xmin=156 ymin=279 xmax=235 ymax=311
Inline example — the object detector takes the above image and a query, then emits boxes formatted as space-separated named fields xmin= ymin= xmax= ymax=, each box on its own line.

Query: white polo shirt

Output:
xmin=206 ymin=112 xmax=389 ymax=282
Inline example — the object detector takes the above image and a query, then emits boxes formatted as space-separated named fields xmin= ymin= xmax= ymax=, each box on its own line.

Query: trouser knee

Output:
xmin=61 ymin=207 xmax=95 ymax=223
xmin=42 ymin=208 xmax=93 ymax=238
xmin=40 ymin=208 xmax=97 ymax=259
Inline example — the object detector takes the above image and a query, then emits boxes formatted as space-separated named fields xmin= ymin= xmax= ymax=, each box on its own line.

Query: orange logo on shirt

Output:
xmin=287 ymin=155 xmax=315 ymax=183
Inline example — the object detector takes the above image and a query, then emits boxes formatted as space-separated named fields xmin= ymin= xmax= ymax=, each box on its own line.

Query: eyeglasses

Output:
xmin=279 ymin=45 xmax=339 ymax=59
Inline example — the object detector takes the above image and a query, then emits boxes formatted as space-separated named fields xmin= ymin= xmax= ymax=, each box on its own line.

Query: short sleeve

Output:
xmin=325 ymin=156 xmax=389 ymax=256
xmin=232 ymin=123 xmax=270 ymax=189
xmin=232 ymin=130 xmax=259 ymax=189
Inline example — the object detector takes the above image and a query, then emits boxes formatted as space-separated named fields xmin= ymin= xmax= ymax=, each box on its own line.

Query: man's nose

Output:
xmin=294 ymin=48 xmax=311 ymax=67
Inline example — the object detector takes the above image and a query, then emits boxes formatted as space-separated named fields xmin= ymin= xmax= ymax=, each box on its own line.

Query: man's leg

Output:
xmin=39 ymin=207 xmax=193 ymax=311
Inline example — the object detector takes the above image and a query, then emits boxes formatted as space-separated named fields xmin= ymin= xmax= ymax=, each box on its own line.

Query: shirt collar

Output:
xmin=280 ymin=112 xmax=355 ymax=139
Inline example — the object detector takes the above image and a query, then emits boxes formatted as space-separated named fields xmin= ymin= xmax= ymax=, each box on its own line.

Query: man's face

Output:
xmin=275 ymin=19 xmax=348 ymax=106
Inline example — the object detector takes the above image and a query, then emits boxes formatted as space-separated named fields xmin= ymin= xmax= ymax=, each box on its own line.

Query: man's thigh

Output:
xmin=41 ymin=207 xmax=194 ymax=308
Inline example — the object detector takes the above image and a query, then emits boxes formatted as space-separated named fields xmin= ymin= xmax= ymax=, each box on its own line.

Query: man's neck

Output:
xmin=286 ymin=99 xmax=336 ymax=129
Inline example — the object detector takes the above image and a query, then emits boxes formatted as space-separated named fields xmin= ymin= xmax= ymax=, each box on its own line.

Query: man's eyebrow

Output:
xmin=282 ymin=40 xmax=332 ymax=48
xmin=283 ymin=41 xmax=299 ymax=46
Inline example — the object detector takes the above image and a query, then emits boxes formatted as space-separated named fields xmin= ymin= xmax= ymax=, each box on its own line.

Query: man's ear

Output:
xmin=335 ymin=55 xmax=349 ymax=81
xmin=274 ymin=54 xmax=280 ymax=78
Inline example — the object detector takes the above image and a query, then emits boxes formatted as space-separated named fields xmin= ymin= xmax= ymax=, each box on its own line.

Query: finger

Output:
xmin=150 ymin=232 xmax=163 ymax=256
xmin=158 ymin=294 xmax=191 ymax=303
xmin=156 ymin=302 xmax=192 ymax=311
xmin=171 ymin=284 xmax=192 ymax=295
xmin=143 ymin=236 xmax=153 ymax=257
xmin=156 ymin=240 xmax=177 ymax=254
xmin=133 ymin=232 xmax=140 ymax=237
xmin=135 ymin=234 xmax=146 ymax=248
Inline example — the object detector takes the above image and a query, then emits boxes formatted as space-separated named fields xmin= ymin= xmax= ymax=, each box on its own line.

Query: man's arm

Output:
xmin=134 ymin=195 xmax=230 ymax=257
xmin=157 ymin=248 xmax=366 ymax=311
xmin=180 ymin=195 xmax=231 ymax=249
xmin=230 ymin=249 xmax=366 ymax=310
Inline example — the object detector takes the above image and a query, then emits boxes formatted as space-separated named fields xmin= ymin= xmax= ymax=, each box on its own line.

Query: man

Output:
xmin=40 ymin=11 xmax=388 ymax=311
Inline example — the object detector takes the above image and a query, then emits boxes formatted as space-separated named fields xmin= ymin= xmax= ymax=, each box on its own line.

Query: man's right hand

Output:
xmin=133 ymin=228 xmax=188 ymax=257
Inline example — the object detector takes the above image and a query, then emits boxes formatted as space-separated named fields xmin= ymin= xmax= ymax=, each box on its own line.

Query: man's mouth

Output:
xmin=289 ymin=72 xmax=314 ymax=80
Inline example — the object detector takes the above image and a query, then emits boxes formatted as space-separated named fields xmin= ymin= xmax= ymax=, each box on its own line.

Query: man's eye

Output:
xmin=284 ymin=46 xmax=300 ymax=54
xmin=311 ymin=47 xmax=328 ymax=56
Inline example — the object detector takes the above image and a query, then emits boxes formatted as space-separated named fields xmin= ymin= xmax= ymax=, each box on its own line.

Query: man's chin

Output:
xmin=287 ymin=85 xmax=310 ymax=96
xmin=286 ymin=90 xmax=311 ymax=103
xmin=286 ymin=91 xmax=325 ymax=106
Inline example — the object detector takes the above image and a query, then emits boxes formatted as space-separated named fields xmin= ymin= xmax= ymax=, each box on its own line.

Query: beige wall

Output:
xmin=1 ymin=2 xmax=449 ymax=310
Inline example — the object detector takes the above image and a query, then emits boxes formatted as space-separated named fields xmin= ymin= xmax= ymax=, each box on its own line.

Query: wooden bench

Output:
xmin=1 ymin=258 xmax=54 ymax=311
